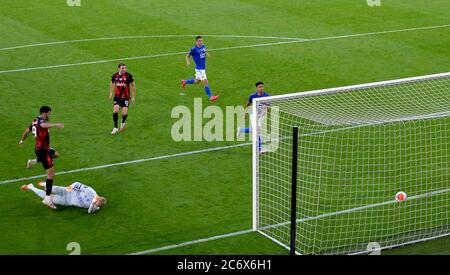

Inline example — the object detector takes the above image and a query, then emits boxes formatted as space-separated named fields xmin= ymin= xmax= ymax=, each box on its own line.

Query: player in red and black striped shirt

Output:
xmin=19 ymin=106 xmax=64 ymax=209
xmin=109 ymin=63 xmax=136 ymax=135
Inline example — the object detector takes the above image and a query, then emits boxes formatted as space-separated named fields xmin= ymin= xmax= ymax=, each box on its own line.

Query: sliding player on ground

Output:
xmin=21 ymin=181 xmax=106 ymax=214
xmin=110 ymin=63 xmax=136 ymax=135
xmin=181 ymin=36 xmax=219 ymax=102
xmin=19 ymin=106 xmax=64 ymax=209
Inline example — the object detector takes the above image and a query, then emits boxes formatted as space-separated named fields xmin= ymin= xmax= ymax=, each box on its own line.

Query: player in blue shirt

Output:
xmin=237 ymin=82 xmax=270 ymax=152
xmin=237 ymin=81 xmax=270 ymax=135
xmin=181 ymin=36 xmax=219 ymax=102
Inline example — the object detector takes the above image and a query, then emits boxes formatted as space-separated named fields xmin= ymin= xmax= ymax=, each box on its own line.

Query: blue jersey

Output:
xmin=189 ymin=45 xmax=207 ymax=70
xmin=248 ymin=91 xmax=270 ymax=105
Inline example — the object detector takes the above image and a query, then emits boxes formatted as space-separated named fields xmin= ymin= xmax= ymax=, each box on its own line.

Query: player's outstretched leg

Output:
xmin=202 ymin=80 xmax=218 ymax=102
xmin=21 ymin=183 xmax=45 ymax=198
xmin=24 ymin=183 xmax=65 ymax=206
xmin=236 ymin=127 xmax=251 ymax=138
xmin=181 ymin=79 xmax=196 ymax=89
xmin=38 ymin=182 xmax=65 ymax=196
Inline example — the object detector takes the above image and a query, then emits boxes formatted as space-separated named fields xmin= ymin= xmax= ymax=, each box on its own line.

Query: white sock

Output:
xmin=29 ymin=185 xmax=45 ymax=199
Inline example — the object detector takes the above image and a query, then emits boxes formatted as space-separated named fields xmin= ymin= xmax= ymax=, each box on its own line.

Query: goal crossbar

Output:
xmin=253 ymin=72 xmax=450 ymax=102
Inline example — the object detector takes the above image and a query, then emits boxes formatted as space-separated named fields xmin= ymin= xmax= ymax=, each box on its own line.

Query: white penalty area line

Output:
xmin=2 ymin=107 xmax=448 ymax=185
xmin=0 ymin=24 xmax=449 ymax=74
xmin=0 ymin=142 xmax=251 ymax=185
xmin=129 ymin=188 xmax=450 ymax=255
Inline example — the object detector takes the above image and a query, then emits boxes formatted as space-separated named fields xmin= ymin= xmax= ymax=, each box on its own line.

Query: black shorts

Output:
xmin=35 ymin=149 xmax=54 ymax=170
xmin=113 ymin=97 xmax=130 ymax=108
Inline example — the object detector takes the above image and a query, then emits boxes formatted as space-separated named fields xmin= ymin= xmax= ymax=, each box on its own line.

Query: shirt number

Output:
xmin=31 ymin=126 xmax=37 ymax=138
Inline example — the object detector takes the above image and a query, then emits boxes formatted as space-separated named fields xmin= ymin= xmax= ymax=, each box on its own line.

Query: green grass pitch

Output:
xmin=0 ymin=0 xmax=448 ymax=254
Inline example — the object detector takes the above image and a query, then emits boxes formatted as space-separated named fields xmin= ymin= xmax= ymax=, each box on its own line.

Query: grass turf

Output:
xmin=0 ymin=0 xmax=448 ymax=254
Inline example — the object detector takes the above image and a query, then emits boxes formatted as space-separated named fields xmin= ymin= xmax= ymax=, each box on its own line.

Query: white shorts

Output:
xmin=195 ymin=69 xmax=207 ymax=81
xmin=249 ymin=112 xmax=265 ymax=129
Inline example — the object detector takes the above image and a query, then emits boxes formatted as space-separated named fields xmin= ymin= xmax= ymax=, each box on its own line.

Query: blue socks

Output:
xmin=258 ymin=136 xmax=262 ymax=152
xmin=204 ymin=86 xmax=212 ymax=98
xmin=184 ymin=79 xmax=212 ymax=98
xmin=236 ymin=129 xmax=262 ymax=152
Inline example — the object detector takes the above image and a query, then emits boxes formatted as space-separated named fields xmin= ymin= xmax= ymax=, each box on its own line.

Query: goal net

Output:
xmin=252 ymin=72 xmax=450 ymax=255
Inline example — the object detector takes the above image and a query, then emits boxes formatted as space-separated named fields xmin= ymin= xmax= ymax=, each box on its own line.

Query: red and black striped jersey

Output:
xmin=111 ymin=72 xmax=134 ymax=99
xmin=29 ymin=117 xmax=49 ymax=150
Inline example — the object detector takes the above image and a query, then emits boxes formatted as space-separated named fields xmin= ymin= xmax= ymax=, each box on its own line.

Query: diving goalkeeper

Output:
xmin=21 ymin=181 xmax=106 ymax=213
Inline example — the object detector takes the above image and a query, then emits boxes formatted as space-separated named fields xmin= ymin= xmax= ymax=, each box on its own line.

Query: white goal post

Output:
xmin=252 ymin=72 xmax=450 ymax=255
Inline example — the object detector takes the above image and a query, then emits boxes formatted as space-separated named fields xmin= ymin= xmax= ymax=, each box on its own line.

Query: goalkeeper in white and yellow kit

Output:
xmin=21 ymin=181 xmax=106 ymax=213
